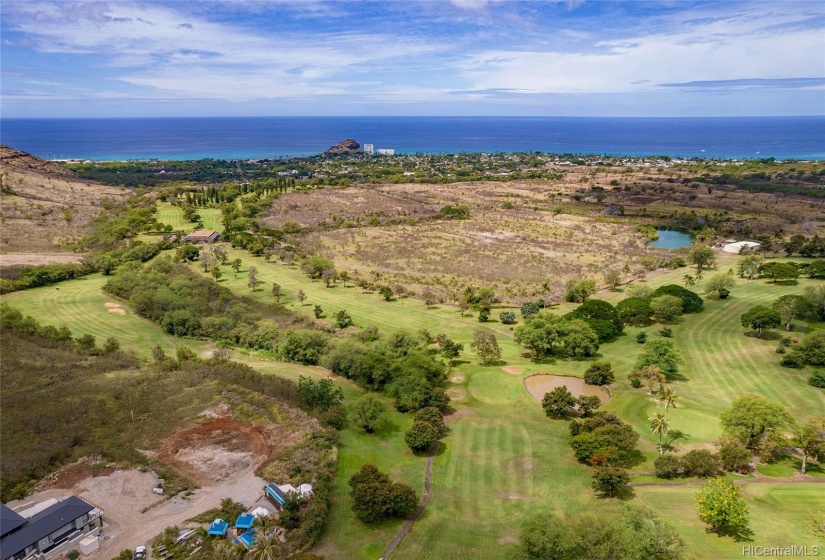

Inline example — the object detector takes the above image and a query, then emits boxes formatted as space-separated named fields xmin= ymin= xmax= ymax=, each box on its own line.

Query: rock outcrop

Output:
xmin=325 ymin=139 xmax=361 ymax=153
xmin=0 ymin=145 xmax=76 ymax=177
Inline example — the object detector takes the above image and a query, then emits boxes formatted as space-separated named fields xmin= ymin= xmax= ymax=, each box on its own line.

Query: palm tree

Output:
xmin=694 ymin=269 xmax=704 ymax=281
xmin=248 ymin=533 xmax=286 ymax=560
xmin=650 ymin=412 xmax=670 ymax=456
xmin=208 ymin=541 xmax=243 ymax=560
xmin=658 ymin=386 xmax=678 ymax=419
xmin=683 ymin=274 xmax=695 ymax=287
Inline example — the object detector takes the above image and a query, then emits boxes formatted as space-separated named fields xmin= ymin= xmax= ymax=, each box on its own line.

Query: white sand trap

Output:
xmin=105 ymin=302 xmax=126 ymax=315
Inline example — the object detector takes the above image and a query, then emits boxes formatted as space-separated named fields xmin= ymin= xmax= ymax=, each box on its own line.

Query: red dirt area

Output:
xmin=37 ymin=461 xmax=116 ymax=491
xmin=157 ymin=418 xmax=278 ymax=486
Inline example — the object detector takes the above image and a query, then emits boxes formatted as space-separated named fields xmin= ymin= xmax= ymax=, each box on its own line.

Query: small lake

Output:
xmin=649 ymin=229 xmax=692 ymax=250
xmin=524 ymin=375 xmax=610 ymax=403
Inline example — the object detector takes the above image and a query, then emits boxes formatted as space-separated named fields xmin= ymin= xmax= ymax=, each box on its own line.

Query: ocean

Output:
xmin=1 ymin=116 xmax=823 ymax=161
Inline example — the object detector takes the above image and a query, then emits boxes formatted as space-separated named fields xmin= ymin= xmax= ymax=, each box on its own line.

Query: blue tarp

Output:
xmin=235 ymin=529 xmax=255 ymax=548
xmin=207 ymin=519 xmax=228 ymax=536
xmin=235 ymin=513 xmax=255 ymax=529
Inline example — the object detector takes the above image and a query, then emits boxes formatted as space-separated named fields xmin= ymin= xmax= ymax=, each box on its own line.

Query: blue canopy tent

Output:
xmin=235 ymin=513 xmax=255 ymax=530
xmin=207 ymin=519 xmax=229 ymax=537
xmin=235 ymin=528 xmax=255 ymax=548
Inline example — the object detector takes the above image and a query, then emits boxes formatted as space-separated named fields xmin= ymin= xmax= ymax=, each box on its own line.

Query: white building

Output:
xmin=722 ymin=240 xmax=761 ymax=254
xmin=363 ymin=144 xmax=374 ymax=155
xmin=377 ymin=148 xmax=395 ymax=156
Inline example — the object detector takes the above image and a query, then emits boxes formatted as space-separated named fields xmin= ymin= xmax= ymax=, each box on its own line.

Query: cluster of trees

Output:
xmin=541 ymin=386 xmax=602 ymax=420
xmin=347 ymin=464 xmax=418 ymax=524
xmin=783 ymin=235 xmax=825 ymax=258
xmin=323 ymin=332 xmax=450 ymax=413
xmin=567 ymin=412 xmax=641 ymax=498
xmin=508 ymin=505 xmax=685 ymax=560
xmin=514 ymin=313 xmax=600 ymax=359
xmin=616 ymin=284 xmax=703 ymax=327
xmin=405 ymin=407 xmax=444 ymax=453
xmin=738 ymin=255 xmax=825 ymax=282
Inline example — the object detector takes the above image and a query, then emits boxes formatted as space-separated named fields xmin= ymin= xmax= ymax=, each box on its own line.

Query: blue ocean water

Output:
xmin=1 ymin=116 xmax=823 ymax=161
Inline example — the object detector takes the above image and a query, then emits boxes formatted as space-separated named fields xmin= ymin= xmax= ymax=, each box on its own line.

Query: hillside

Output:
xmin=0 ymin=145 xmax=127 ymax=258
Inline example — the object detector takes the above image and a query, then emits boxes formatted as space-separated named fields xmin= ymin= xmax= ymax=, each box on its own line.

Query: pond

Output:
xmin=523 ymin=374 xmax=609 ymax=403
xmin=649 ymin=229 xmax=692 ymax=250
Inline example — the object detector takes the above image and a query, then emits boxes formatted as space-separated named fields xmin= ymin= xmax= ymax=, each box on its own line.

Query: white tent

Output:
xmin=723 ymin=241 xmax=761 ymax=254
xmin=251 ymin=506 xmax=271 ymax=518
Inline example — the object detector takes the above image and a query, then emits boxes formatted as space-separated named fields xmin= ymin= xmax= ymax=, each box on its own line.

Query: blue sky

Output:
xmin=1 ymin=0 xmax=824 ymax=117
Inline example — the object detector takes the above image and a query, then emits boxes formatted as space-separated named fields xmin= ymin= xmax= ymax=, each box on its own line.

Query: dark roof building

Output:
xmin=1 ymin=497 xmax=103 ymax=560
xmin=182 ymin=230 xmax=220 ymax=243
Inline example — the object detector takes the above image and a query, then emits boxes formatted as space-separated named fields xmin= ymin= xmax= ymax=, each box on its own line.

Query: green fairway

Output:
xmin=634 ymin=483 xmax=825 ymax=559
xmin=156 ymin=203 xmax=223 ymax=233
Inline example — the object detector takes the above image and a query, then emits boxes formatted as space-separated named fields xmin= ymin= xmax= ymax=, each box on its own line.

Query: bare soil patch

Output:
xmin=523 ymin=374 xmax=609 ymax=403
xmin=507 ymin=457 xmax=534 ymax=475
xmin=502 ymin=366 xmax=523 ymax=375
xmin=450 ymin=375 xmax=465 ymax=383
xmin=446 ymin=388 xmax=467 ymax=401
xmin=105 ymin=302 xmax=126 ymax=315
xmin=35 ymin=460 xmax=116 ymax=491
xmin=157 ymin=417 xmax=277 ymax=486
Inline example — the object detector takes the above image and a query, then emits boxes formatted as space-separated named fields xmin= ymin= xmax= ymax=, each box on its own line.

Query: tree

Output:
xmin=348 ymin=464 xmax=390 ymax=490
xmin=740 ymin=305 xmax=780 ymax=337
xmin=271 ymin=282 xmax=282 ymax=303
xmin=321 ymin=268 xmax=336 ymax=288
xmin=603 ymin=269 xmax=622 ymax=291
xmin=651 ymin=295 xmax=684 ymax=323
xmin=566 ymin=299 xmax=623 ymax=340
xmin=658 ymin=386 xmax=678 ymax=419
xmin=761 ymin=262 xmax=799 ymax=283
xmin=296 ymin=289 xmax=306 ymax=306
xmin=415 ymin=407 xmax=444 ymax=427
xmin=247 ymin=265 xmax=260 ymax=291
xmin=542 ymin=386 xmax=577 ymax=419
xmin=682 ymin=274 xmax=696 ymax=287
xmin=591 ymin=466 xmax=630 ymax=497
xmin=422 ymin=289 xmax=437 ymax=308
xmin=808 ymin=260 xmax=825 ymax=279
xmin=720 ymin=394 xmax=793 ymax=449
xmin=793 ymin=417 xmax=825 ymax=475
xmin=230 ymin=258 xmax=242 ymax=277
xmin=682 ymin=449 xmax=720 ymax=477
xmin=650 ymin=412 xmax=670 ymax=456
xmin=350 ymin=482 xmax=394 ymax=524
xmin=651 ymin=284 xmax=704 ymax=313
xmin=636 ymin=339 xmax=682 ymax=375
xmin=477 ymin=301 xmax=491 ymax=323
xmin=688 ymin=245 xmax=716 ymax=272
xmin=470 ymin=330 xmax=501 ymax=365
xmin=564 ymin=279 xmax=597 ymax=303
xmin=654 ymin=454 xmax=683 ymax=478
xmin=334 ymin=309 xmax=353 ymax=329
xmin=211 ymin=266 xmax=222 ymax=281
xmin=378 ymin=285 xmax=393 ymax=301
xmin=616 ymin=297 xmax=653 ymax=326
xmin=794 ymin=331 xmax=825 ymax=365
xmin=301 ymin=256 xmax=334 ymax=279
xmin=717 ymin=437 xmax=752 ymax=474
xmin=350 ymin=394 xmax=387 ymax=433
xmin=772 ymin=294 xmax=809 ymax=331
xmin=576 ymin=395 xmax=601 ymax=417
xmin=695 ymin=477 xmax=749 ymax=535
xmin=705 ymin=273 xmax=735 ymax=298
xmin=458 ymin=301 xmax=470 ymax=316
xmin=313 ymin=304 xmax=324 ymax=319
xmin=584 ymin=362 xmax=614 ymax=386
xmin=405 ymin=420 xmax=440 ymax=452
xmin=806 ymin=285 xmax=825 ymax=321
xmin=499 ymin=311 xmax=516 ymax=324
xmin=297 ymin=376 xmax=344 ymax=410
xmin=440 ymin=339 xmax=463 ymax=365
xmin=101 ymin=336 xmax=120 ymax=354
xmin=737 ymin=254 xmax=764 ymax=280
xmin=520 ymin=301 xmax=541 ymax=318
xmin=177 ymin=245 xmax=200 ymax=262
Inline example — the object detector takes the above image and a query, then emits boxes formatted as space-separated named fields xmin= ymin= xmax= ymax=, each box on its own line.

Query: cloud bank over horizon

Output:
xmin=1 ymin=0 xmax=823 ymax=117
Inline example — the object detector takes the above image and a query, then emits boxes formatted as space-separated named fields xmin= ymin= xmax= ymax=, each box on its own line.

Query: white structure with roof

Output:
xmin=722 ymin=240 xmax=761 ymax=254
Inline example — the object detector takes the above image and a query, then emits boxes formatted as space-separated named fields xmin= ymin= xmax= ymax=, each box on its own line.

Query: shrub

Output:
xmin=499 ymin=311 xmax=516 ymax=324
xmin=682 ymin=450 xmax=721 ymax=478
xmin=652 ymin=284 xmax=704 ymax=313
xmin=628 ymin=370 xmax=643 ymax=388
xmin=718 ymin=439 xmax=751 ymax=473
xmin=796 ymin=331 xmax=825 ymax=366
xmin=584 ymin=362 xmax=614 ymax=386
xmin=636 ymin=332 xmax=647 ymax=344
xmin=660 ymin=327 xmax=673 ymax=338
xmin=781 ymin=353 xmax=804 ymax=368
xmin=654 ymin=454 xmax=682 ymax=478
xmin=809 ymin=370 xmax=825 ymax=388
xmin=414 ymin=407 xmax=444 ymax=427
xmin=617 ymin=297 xmax=653 ymax=326
xmin=334 ymin=310 xmax=353 ymax=329
xmin=520 ymin=301 xmax=541 ymax=318
xmin=564 ymin=279 xmax=597 ymax=303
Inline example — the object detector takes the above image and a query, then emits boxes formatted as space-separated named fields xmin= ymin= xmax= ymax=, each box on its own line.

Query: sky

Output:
xmin=1 ymin=0 xmax=824 ymax=118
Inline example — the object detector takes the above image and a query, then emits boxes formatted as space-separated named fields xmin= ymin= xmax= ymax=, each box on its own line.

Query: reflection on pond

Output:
xmin=523 ymin=374 xmax=609 ymax=403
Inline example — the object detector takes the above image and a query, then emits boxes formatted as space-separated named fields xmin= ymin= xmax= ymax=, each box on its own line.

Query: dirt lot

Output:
xmin=0 ymin=253 xmax=85 ymax=266
xmin=7 ymin=414 xmax=282 ymax=558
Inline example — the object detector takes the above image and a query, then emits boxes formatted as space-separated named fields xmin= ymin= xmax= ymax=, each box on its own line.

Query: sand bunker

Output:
xmin=523 ymin=374 xmax=609 ymax=403
xmin=450 ymin=375 xmax=465 ymax=383
xmin=105 ymin=302 xmax=126 ymax=315
xmin=502 ymin=366 xmax=523 ymax=375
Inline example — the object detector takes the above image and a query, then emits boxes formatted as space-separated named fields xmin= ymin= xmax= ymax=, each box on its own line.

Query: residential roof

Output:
xmin=207 ymin=519 xmax=229 ymax=536
xmin=184 ymin=230 xmax=219 ymax=240
xmin=235 ymin=513 xmax=255 ymax=529
xmin=0 ymin=505 xmax=26 ymax=537
xmin=1 ymin=497 xmax=93 ymax=560
xmin=265 ymin=483 xmax=286 ymax=504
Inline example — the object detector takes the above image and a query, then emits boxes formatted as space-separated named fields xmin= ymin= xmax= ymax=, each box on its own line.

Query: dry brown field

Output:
xmin=0 ymin=152 xmax=126 ymax=254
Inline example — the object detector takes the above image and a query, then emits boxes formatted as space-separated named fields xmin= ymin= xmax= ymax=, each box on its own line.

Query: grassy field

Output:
xmin=155 ymin=202 xmax=224 ymax=233
xmin=4 ymin=247 xmax=825 ymax=559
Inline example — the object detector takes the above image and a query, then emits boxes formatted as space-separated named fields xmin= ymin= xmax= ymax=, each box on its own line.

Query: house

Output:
xmin=264 ymin=484 xmax=287 ymax=508
xmin=206 ymin=519 xmax=229 ymax=537
xmin=1 ymin=497 xmax=103 ymax=560
xmin=182 ymin=230 xmax=220 ymax=244
xmin=264 ymin=483 xmax=314 ymax=509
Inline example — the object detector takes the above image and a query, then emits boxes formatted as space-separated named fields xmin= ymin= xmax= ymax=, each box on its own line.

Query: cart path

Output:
xmin=380 ymin=425 xmax=444 ymax=560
